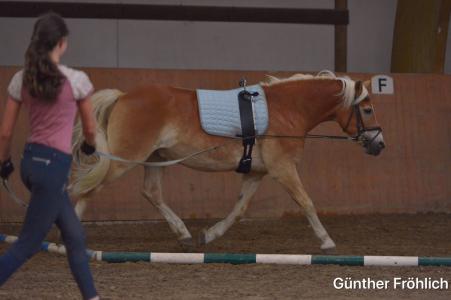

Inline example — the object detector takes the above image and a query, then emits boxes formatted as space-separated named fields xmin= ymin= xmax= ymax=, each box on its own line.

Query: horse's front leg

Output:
xmin=269 ymin=163 xmax=336 ymax=251
xmin=199 ymin=172 xmax=264 ymax=245
xmin=141 ymin=166 xmax=194 ymax=248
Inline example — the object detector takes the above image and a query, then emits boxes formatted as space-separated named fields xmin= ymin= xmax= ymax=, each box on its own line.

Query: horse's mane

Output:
xmin=260 ymin=70 xmax=368 ymax=108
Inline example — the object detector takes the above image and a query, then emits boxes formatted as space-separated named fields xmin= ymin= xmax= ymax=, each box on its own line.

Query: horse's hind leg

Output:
xmin=269 ymin=162 xmax=336 ymax=251
xmin=141 ymin=166 xmax=194 ymax=247
xmin=73 ymin=160 xmax=135 ymax=220
xmin=199 ymin=172 xmax=264 ymax=245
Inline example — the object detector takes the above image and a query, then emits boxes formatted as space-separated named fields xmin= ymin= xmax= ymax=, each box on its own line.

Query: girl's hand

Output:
xmin=80 ymin=141 xmax=96 ymax=155
xmin=0 ymin=158 xmax=14 ymax=180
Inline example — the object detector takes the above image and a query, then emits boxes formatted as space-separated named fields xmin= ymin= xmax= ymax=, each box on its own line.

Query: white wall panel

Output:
xmin=0 ymin=18 xmax=35 ymax=66
xmin=63 ymin=19 xmax=118 ymax=67
xmin=1 ymin=0 xmax=449 ymax=74
xmin=118 ymin=20 xmax=334 ymax=71
xmin=347 ymin=0 xmax=397 ymax=73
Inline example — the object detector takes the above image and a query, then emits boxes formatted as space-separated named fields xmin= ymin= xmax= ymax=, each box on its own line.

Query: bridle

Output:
xmin=343 ymin=98 xmax=383 ymax=148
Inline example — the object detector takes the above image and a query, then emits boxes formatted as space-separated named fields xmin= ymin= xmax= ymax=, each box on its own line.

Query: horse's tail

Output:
xmin=70 ymin=89 xmax=124 ymax=197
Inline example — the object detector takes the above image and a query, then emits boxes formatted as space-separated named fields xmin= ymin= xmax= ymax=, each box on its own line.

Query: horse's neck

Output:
xmin=263 ymin=80 xmax=343 ymax=132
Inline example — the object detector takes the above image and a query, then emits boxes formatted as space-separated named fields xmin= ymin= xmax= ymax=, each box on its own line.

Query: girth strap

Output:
xmin=236 ymin=90 xmax=258 ymax=174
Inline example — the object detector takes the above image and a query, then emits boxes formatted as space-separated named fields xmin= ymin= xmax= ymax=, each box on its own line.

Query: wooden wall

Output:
xmin=0 ymin=67 xmax=450 ymax=222
xmin=391 ymin=0 xmax=451 ymax=73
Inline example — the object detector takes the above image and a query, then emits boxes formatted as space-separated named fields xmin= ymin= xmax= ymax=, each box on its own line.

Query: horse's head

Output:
xmin=336 ymin=80 xmax=385 ymax=156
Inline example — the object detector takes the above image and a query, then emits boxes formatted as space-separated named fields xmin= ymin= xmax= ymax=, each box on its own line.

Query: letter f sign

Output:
xmin=371 ymin=75 xmax=394 ymax=94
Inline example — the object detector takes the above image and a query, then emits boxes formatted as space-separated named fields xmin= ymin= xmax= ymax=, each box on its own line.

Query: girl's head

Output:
xmin=23 ymin=13 xmax=69 ymax=102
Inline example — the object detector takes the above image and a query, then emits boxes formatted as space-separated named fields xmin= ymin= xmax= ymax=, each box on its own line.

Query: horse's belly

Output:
xmin=158 ymin=146 xmax=267 ymax=173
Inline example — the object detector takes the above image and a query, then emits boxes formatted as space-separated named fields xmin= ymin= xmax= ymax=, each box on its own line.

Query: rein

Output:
xmin=94 ymin=144 xmax=223 ymax=168
xmin=2 ymin=179 xmax=28 ymax=208
xmin=93 ymin=132 xmax=356 ymax=168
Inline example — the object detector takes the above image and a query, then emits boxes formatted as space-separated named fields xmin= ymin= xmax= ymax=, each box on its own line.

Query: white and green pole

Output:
xmin=1 ymin=234 xmax=450 ymax=267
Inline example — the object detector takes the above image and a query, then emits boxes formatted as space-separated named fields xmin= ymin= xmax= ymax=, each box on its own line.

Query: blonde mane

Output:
xmin=260 ymin=70 xmax=368 ymax=108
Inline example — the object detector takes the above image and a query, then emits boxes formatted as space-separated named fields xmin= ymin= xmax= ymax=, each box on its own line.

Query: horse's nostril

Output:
xmin=379 ymin=141 xmax=385 ymax=149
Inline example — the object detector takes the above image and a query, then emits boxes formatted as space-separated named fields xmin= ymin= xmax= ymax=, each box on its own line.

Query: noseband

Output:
xmin=343 ymin=101 xmax=382 ymax=146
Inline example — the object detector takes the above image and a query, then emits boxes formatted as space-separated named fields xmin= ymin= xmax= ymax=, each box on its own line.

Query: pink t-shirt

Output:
xmin=7 ymin=65 xmax=93 ymax=154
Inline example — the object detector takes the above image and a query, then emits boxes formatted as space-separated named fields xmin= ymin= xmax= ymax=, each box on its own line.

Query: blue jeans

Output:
xmin=0 ymin=143 xmax=97 ymax=299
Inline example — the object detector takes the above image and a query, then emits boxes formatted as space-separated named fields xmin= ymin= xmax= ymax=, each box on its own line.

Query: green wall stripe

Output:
xmin=312 ymin=255 xmax=364 ymax=266
xmin=102 ymin=252 xmax=150 ymax=263
xmin=204 ymin=253 xmax=256 ymax=264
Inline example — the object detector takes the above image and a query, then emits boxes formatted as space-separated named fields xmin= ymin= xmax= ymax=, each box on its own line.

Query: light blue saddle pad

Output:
xmin=196 ymin=84 xmax=269 ymax=138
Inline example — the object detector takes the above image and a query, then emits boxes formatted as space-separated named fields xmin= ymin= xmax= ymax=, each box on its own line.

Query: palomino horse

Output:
xmin=71 ymin=71 xmax=385 ymax=251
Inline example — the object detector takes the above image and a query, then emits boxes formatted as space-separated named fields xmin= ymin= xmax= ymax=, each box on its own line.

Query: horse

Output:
xmin=71 ymin=71 xmax=385 ymax=251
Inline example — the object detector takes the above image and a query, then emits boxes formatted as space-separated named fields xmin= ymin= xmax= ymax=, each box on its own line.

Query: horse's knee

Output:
xmin=141 ymin=189 xmax=150 ymax=200
xmin=299 ymin=200 xmax=316 ymax=213
xmin=141 ymin=189 xmax=156 ymax=203
xmin=141 ymin=182 xmax=162 ymax=204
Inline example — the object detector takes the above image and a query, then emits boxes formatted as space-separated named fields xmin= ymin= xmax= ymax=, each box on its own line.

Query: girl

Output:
xmin=0 ymin=13 xmax=99 ymax=300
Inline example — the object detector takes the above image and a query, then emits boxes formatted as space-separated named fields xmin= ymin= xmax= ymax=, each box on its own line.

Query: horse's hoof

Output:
xmin=179 ymin=237 xmax=196 ymax=252
xmin=321 ymin=247 xmax=336 ymax=254
xmin=320 ymin=238 xmax=336 ymax=252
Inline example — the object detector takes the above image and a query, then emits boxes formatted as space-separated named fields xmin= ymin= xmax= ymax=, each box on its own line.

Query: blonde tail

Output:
xmin=70 ymin=89 xmax=124 ymax=197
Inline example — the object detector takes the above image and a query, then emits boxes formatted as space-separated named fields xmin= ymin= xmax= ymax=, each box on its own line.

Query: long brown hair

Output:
xmin=23 ymin=13 xmax=69 ymax=103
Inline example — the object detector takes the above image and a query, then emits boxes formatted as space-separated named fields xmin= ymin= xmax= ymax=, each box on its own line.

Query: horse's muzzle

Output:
xmin=366 ymin=140 xmax=385 ymax=156
xmin=361 ymin=130 xmax=385 ymax=156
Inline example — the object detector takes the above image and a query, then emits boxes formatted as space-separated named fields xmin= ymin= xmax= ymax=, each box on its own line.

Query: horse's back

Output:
xmin=113 ymin=84 xmax=198 ymax=118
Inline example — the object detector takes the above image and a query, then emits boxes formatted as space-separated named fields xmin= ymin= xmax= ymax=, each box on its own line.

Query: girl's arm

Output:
xmin=0 ymin=97 xmax=22 ymax=162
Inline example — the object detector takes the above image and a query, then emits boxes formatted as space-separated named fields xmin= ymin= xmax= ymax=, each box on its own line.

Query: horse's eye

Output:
xmin=363 ymin=107 xmax=373 ymax=115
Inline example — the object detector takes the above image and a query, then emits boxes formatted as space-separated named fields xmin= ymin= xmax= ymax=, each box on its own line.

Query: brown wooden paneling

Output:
xmin=334 ymin=0 xmax=347 ymax=72
xmin=0 ymin=2 xmax=349 ymax=25
xmin=0 ymin=67 xmax=450 ymax=222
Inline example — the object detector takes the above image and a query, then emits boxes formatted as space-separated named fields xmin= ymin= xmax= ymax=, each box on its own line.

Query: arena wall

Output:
xmin=0 ymin=67 xmax=450 ymax=222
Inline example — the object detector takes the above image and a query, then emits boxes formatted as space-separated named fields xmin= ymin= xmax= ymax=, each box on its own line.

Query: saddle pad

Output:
xmin=196 ymin=84 xmax=269 ymax=138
